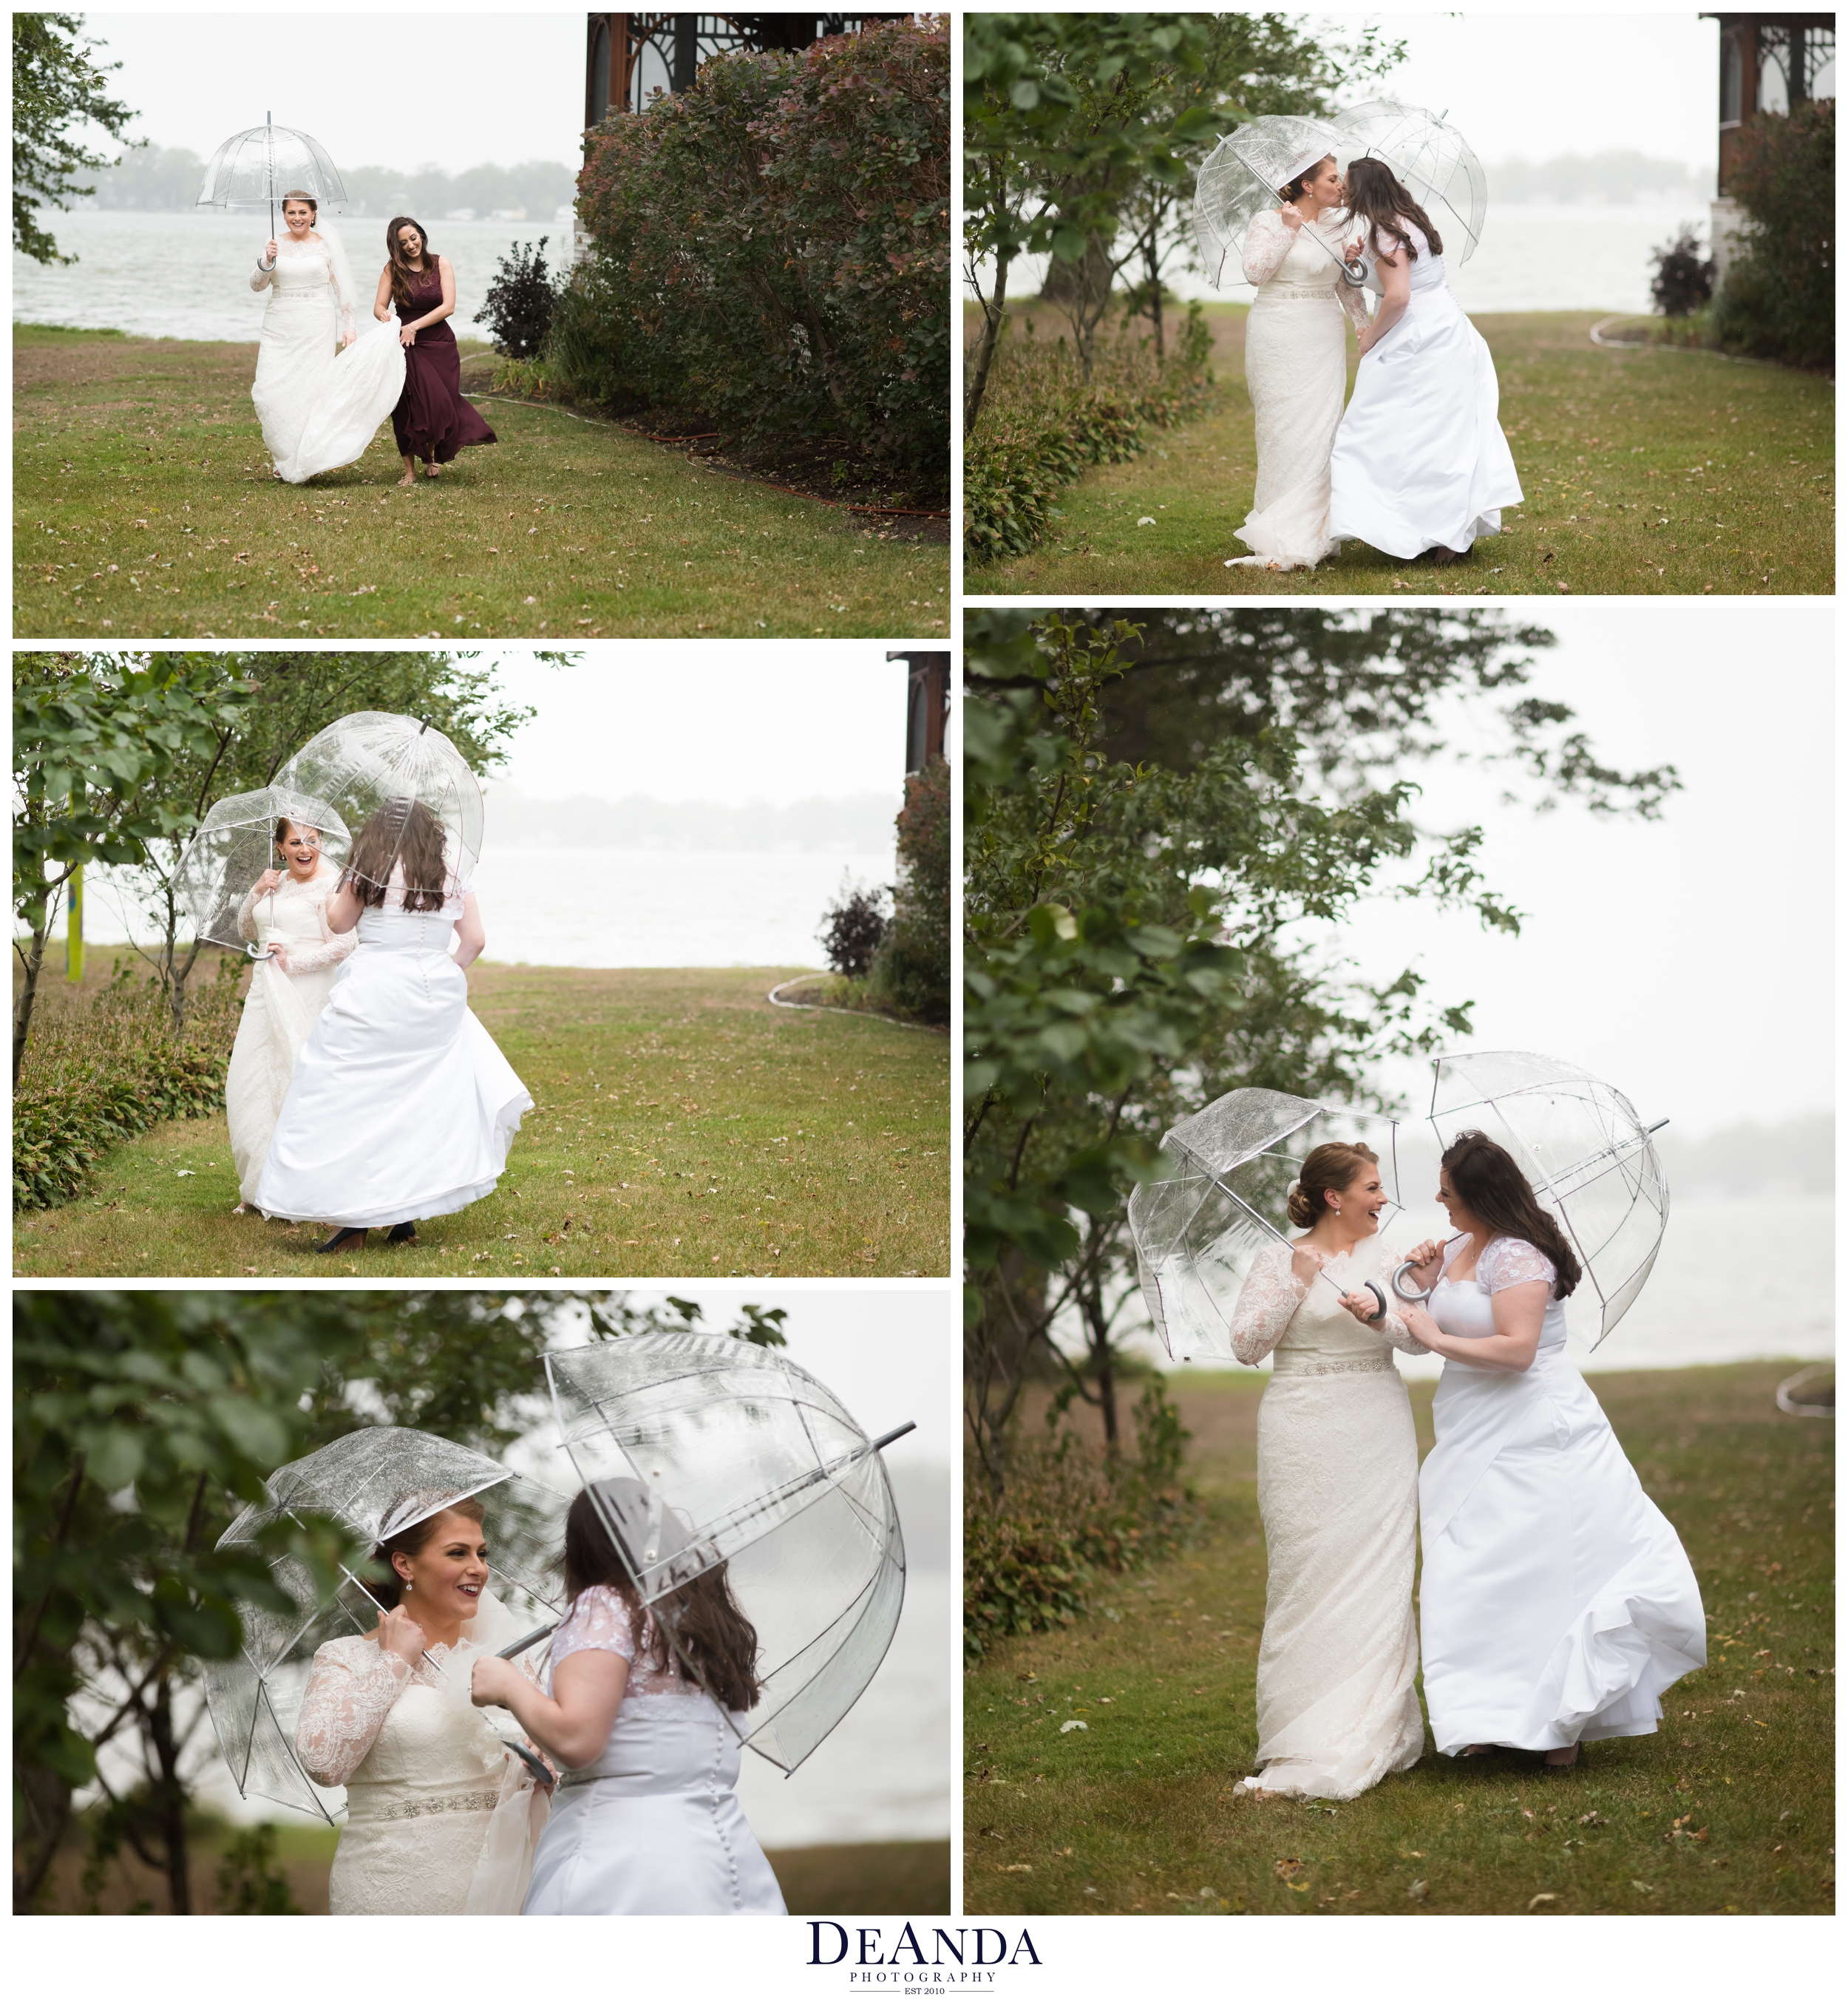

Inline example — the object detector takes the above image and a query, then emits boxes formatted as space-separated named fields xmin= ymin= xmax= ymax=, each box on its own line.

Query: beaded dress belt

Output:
xmin=270 ymin=287 xmax=326 ymax=299
xmin=373 ymin=1787 xmax=501 ymax=1822
xmin=1258 ymin=285 xmax=1336 ymax=302
xmin=1272 ymin=1354 xmax=1393 ymax=1378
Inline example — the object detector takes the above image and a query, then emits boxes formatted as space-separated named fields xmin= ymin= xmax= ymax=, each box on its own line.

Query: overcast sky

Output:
xmin=1355 ymin=10 xmax=1722 ymax=172
xmin=1293 ymin=598 xmax=1832 ymax=1141
xmin=481 ymin=648 xmax=917 ymax=805
xmin=84 ymin=9 xmax=586 ymax=173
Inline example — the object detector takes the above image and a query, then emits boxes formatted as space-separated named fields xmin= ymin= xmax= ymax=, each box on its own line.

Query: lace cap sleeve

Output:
xmin=1478 ymin=1236 xmax=1557 ymax=1294
xmin=551 ymin=1584 xmax=639 ymax=1668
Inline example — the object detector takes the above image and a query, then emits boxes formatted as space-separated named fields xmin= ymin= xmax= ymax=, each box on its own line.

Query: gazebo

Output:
xmin=1702 ymin=14 xmax=1835 ymax=285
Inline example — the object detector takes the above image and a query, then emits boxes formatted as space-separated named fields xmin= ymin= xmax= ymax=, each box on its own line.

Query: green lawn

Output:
xmin=13 ymin=326 xmax=950 ymax=639
xmin=13 ymin=962 xmax=950 ymax=1278
xmin=967 ymin=306 xmax=1833 ymax=597
xmin=965 ymin=1363 xmax=1834 ymax=1916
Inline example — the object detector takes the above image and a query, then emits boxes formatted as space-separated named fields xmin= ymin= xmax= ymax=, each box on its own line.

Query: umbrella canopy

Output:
xmin=1331 ymin=98 xmax=1487 ymax=265
xmin=545 ymin=1334 xmax=909 ymax=1776
xmin=1131 ymin=1054 xmax=1666 ymax=1363
xmin=196 ymin=114 xmax=347 ymax=231
xmin=1192 ymin=115 xmax=1360 ymax=288
xmin=276 ymin=711 xmax=483 ymax=899
xmin=202 ymin=1428 xmax=564 ymax=1824
xmin=173 ymin=784 xmax=350 ymax=957
xmin=1427 ymin=1051 xmax=1668 ymax=1348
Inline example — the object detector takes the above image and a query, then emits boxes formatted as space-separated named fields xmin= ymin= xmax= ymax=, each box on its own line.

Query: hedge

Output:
xmin=1713 ymin=99 xmax=1834 ymax=370
xmin=14 ymin=1041 xmax=229 ymax=1211
xmin=556 ymin=18 xmax=949 ymax=488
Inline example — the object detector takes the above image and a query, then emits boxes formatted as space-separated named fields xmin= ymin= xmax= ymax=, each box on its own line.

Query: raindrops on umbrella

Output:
xmin=196 ymin=112 xmax=348 ymax=234
xmin=545 ymin=1333 xmax=912 ymax=1774
xmin=1331 ymin=99 xmax=1488 ymax=266
xmin=201 ymin=1428 xmax=565 ymax=1824
xmin=174 ymin=784 xmax=350 ymax=960
xmin=1192 ymin=115 xmax=1361 ymax=287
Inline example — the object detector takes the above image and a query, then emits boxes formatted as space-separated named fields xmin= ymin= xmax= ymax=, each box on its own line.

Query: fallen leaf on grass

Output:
xmin=1407 ymin=1881 xmax=1428 ymax=1901
xmin=1527 ymin=1893 xmax=1558 ymax=1910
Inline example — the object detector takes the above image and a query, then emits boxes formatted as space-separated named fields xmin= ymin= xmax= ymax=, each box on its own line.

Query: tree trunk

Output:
xmin=965 ymin=248 xmax=1012 ymax=432
xmin=1143 ymin=226 xmax=1166 ymax=364
xmin=1076 ymin=1258 xmax=1121 ymax=1453
xmin=11 ymin=872 xmax=67 ymax=1085
xmin=146 ymin=1677 xmax=192 ymax=1915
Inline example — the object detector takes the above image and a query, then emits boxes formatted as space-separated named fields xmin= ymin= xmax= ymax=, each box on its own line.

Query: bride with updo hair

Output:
xmin=1224 ymin=1139 xmax=1431 ymax=1800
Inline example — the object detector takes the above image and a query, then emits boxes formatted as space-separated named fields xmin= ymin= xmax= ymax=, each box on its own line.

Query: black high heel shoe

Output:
xmin=314 ymin=1226 xmax=368 ymax=1255
xmin=386 ymin=1222 xmax=418 ymax=1246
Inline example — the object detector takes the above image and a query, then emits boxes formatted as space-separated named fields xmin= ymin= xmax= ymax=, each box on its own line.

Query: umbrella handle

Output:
xmin=495 ymin=1621 xmax=558 ymax=1660
xmin=869 ymin=1422 xmax=916 ymax=1453
xmin=1390 ymin=1260 xmax=1433 ymax=1303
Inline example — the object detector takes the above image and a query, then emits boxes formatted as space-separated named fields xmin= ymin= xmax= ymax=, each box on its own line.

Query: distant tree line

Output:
xmin=77 ymin=144 xmax=580 ymax=220
xmin=1486 ymin=149 xmax=1716 ymax=205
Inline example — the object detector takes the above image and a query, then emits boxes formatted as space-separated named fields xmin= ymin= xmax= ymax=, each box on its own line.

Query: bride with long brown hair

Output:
xmin=373 ymin=214 xmax=497 ymax=485
xmin=254 ymin=795 xmax=531 ymax=1253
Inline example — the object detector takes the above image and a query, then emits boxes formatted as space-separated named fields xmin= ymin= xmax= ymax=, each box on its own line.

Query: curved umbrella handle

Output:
xmin=1390 ymin=1259 xmax=1433 ymax=1303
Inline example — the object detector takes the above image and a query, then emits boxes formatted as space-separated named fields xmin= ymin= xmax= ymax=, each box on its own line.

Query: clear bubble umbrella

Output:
xmin=201 ymin=1428 xmax=566 ymax=1824
xmin=173 ymin=784 xmax=350 ymax=960
xmin=195 ymin=112 xmax=348 ymax=235
xmin=1192 ymin=114 xmax=1364 ymax=288
xmin=1331 ymin=98 xmax=1488 ymax=265
xmin=1424 ymin=1050 xmax=1668 ymax=1349
xmin=1130 ymin=1056 xmax=1668 ymax=1363
xmin=544 ymin=1334 xmax=913 ymax=1776
xmin=276 ymin=712 xmax=483 ymax=899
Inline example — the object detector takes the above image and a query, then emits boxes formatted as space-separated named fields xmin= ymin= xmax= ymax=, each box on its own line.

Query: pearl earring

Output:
xmin=402 ymin=1580 xmax=412 ymax=1595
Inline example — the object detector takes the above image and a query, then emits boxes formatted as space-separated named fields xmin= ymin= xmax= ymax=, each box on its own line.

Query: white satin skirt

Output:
xmin=1419 ymin=1348 xmax=1707 ymax=1754
xmin=523 ymin=1696 xmax=786 ymax=1916
xmin=226 ymin=955 xmax=345 ymax=1205
xmin=1328 ymin=282 xmax=1523 ymax=557
xmin=1251 ymin=1363 xmax=1427 ymax=1798
xmin=254 ymin=942 xmax=530 ymax=1228
xmin=253 ymin=288 xmax=406 ymax=484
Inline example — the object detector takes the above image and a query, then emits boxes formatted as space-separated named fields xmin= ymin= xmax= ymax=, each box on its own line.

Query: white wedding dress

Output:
xmin=250 ymin=228 xmax=406 ymax=484
xmin=225 ymin=865 xmax=356 ymax=1207
xmin=523 ymin=1586 xmax=786 ymax=1916
xmin=1227 ymin=1235 xmax=1429 ymax=1799
xmin=293 ymin=1592 xmax=549 ymax=1916
xmin=1418 ymin=1235 xmax=1707 ymax=1754
xmin=1328 ymin=220 xmax=1523 ymax=558
xmin=1226 ymin=211 xmax=1368 ymax=571
xmin=254 ymin=872 xmax=531 ymax=1229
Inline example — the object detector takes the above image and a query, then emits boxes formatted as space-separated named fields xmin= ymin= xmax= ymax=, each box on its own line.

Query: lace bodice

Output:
xmin=1356 ymin=218 xmax=1447 ymax=296
xmin=252 ymin=239 xmax=356 ymax=338
xmin=1228 ymin=1238 xmax=1428 ymax=1369
xmin=236 ymin=865 xmax=358 ymax=972
xmin=1430 ymin=1234 xmax=1569 ymax=1352
xmin=1242 ymin=211 xmax=1368 ymax=330
xmin=295 ymin=1632 xmax=512 ymax=1789
xmin=549 ymin=1585 xmax=697 ymax=1700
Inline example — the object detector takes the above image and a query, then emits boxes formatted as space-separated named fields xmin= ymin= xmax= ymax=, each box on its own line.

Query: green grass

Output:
xmin=13 ymin=959 xmax=950 ymax=1278
xmin=966 ymin=305 xmax=1833 ymax=597
xmin=965 ymin=1363 xmax=1834 ymax=1916
xmin=13 ymin=325 xmax=950 ymax=639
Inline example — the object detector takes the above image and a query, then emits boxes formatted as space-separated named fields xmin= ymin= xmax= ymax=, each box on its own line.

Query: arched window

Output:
xmin=589 ymin=21 xmax=611 ymax=124
xmin=1720 ymin=30 xmax=1742 ymax=124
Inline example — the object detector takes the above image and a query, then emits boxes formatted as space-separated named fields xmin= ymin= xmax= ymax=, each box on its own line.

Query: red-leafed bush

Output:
xmin=556 ymin=18 xmax=948 ymax=489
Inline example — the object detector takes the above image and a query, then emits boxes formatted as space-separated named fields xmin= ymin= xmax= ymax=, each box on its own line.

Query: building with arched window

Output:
xmin=584 ymin=14 xmax=906 ymax=125
xmin=1703 ymin=13 xmax=1835 ymax=285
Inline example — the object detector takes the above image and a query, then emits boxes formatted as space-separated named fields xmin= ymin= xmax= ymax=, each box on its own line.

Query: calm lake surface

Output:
xmin=13 ymin=209 xmax=562 ymax=343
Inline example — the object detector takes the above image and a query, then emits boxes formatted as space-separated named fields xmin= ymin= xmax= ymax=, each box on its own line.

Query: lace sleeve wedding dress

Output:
xmin=1417 ymin=1235 xmax=1707 ymax=1757
xmin=1225 ymin=209 xmax=1369 ymax=571
xmin=1328 ymin=219 xmax=1523 ymax=559
xmin=293 ymin=1595 xmax=548 ymax=1915
xmin=249 ymin=224 xmax=406 ymax=484
xmin=225 ymin=863 xmax=356 ymax=1208
xmin=521 ymin=1585 xmax=787 ymax=1915
xmin=254 ymin=868 xmax=531 ymax=1232
xmin=1226 ymin=1235 xmax=1429 ymax=1799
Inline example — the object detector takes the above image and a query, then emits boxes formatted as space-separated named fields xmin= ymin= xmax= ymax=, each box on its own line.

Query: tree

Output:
xmin=868 ymin=753 xmax=951 ymax=1025
xmin=11 ymin=655 xmax=254 ymax=1085
xmin=13 ymin=13 xmax=137 ymax=265
xmin=1713 ymin=98 xmax=1834 ymax=369
xmin=13 ymin=1289 xmax=785 ymax=1913
xmin=963 ymin=13 xmax=1217 ymax=424
xmin=962 ymin=610 xmax=1678 ymax=1493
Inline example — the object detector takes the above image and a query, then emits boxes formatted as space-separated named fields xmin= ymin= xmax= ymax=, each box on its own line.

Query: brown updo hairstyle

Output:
xmin=1285 ymin=1141 xmax=1379 ymax=1229
xmin=273 ymin=816 xmax=320 ymax=857
xmin=562 ymin=1483 xmax=762 ymax=1714
xmin=369 ymin=1490 xmax=486 ymax=1610
xmin=1277 ymin=153 xmax=1336 ymax=205
xmin=1439 ymin=1130 xmax=1581 ymax=1298
xmin=281 ymin=189 xmax=319 ymax=220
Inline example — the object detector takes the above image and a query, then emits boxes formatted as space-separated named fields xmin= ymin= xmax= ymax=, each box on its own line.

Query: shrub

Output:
xmin=1713 ymin=98 xmax=1834 ymax=369
xmin=817 ymin=875 xmax=889 ymax=977
xmin=474 ymin=237 xmax=560 ymax=359
xmin=964 ymin=305 xmax=1213 ymax=562
xmin=868 ymin=753 xmax=949 ymax=1024
xmin=560 ymin=18 xmax=949 ymax=489
xmin=13 ymin=955 xmax=242 ymax=1210
xmin=963 ymin=1377 xmax=1195 ymax=1663
xmin=1649 ymin=225 xmax=1714 ymax=317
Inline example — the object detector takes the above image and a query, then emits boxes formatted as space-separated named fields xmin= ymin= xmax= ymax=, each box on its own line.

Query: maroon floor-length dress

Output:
xmin=391 ymin=264 xmax=497 ymax=466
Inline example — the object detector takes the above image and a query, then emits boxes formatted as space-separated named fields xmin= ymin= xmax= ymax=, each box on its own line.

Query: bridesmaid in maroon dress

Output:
xmin=372 ymin=214 xmax=497 ymax=483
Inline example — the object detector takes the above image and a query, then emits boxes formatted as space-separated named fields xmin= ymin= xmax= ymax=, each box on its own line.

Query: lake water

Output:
xmin=970 ymin=201 xmax=1711 ymax=321
xmin=13 ymin=208 xmax=565 ymax=344
xmin=50 ymin=845 xmax=900 ymax=972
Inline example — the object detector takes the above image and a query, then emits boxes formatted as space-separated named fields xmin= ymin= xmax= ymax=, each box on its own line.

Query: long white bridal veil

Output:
xmin=319 ymin=217 xmax=361 ymax=339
